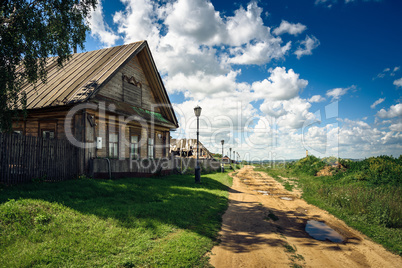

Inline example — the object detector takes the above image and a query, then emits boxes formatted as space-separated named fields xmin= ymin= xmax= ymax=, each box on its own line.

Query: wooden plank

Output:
xmin=26 ymin=136 xmax=33 ymax=182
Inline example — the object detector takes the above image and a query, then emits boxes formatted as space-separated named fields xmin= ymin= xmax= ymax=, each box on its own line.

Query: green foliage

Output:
xmin=0 ymin=173 xmax=232 ymax=267
xmin=0 ymin=0 xmax=97 ymax=131
xmin=289 ymin=155 xmax=326 ymax=176
xmin=338 ymin=155 xmax=402 ymax=186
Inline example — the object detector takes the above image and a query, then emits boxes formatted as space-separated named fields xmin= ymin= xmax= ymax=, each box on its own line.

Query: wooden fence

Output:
xmin=0 ymin=133 xmax=81 ymax=185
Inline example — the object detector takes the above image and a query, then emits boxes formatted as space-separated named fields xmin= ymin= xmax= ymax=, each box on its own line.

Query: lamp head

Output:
xmin=221 ymin=140 xmax=224 ymax=145
xmin=194 ymin=105 xmax=202 ymax=117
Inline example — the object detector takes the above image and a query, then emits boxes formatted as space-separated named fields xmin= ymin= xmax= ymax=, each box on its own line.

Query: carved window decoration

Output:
xmin=122 ymin=74 xmax=142 ymax=106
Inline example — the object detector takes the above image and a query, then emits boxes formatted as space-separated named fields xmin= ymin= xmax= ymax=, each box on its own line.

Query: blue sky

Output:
xmin=84 ymin=0 xmax=402 ymax=160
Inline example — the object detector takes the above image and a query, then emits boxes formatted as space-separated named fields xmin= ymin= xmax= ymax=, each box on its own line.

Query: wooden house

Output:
xmin=170 ymin=139 xmax=215 ymax=159
xmin=12 ymin=41 xmax=179 ymax=174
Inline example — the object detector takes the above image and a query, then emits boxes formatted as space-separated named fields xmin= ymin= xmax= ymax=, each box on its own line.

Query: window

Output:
xmin=42 ymin=130 xmax=55 ymax=139
xmin=130 ymin=135 xmax=140 ymax=159
xmin=109 ymin=133 xmax=118 ymax=158
xmin=148 ymin=137 xmax=154 ymax=159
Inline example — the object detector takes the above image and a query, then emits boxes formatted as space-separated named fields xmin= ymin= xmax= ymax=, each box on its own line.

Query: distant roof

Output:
xmin=19 ymin=41 xmax=145 ymax=109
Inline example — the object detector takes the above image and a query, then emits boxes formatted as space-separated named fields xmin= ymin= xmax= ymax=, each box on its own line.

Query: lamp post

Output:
xmin=229 ymin=148 xmax=232 ymax=167
xmin=221 ymin=140 xmax=224 ymax=172
xmin=233 ymin=150 xmax=236 ymax=169
xmin=194 ymin=105 xmax=202 ymax=183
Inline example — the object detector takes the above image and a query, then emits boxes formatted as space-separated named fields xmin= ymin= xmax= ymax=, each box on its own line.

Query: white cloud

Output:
xmin=376 ymin=103 xmax=402 ymax=119
xmin=374 ymin=66 xmax=401 ymax=79
xmin=259 ymin=97 xmax=316 ymax=130
xmin=390 ymin=122 xmax=402 ymax=132
xmin=308 ymin=95 xmax=326 ymax=103
xmin=370 ymin=97 xmax=385 ymax=109
xmin=164 ymin=70 xmax=247 ymax=100
xmin=273 ymin=20 xmax=307 ymax=36
xmin=294 ymin=35 xmax=320 ymax=59
xmin=326 ymin=86 xmax=353 ymax=101
xmin=88 ymin=2 xmax=120 ymax=47
xmin=113 ymin=0 xmax=161 ymax=46
xmin=92 ymin=0 xmax=402 ymax=160
xmin=252 ymin=67 xmax=308 ymax=101
xmin=164 ymin=0 xmax=224 ymax=44
xmin=227 ymin=40 xmax=291 ymax=65
xmin=393 ymin=78 xmax=402 ymax=87
xmin=314 ymin=0 xmax=334 ymax=8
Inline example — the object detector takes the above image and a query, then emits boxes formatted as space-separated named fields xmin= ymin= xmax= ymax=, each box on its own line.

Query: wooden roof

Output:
xmin=18 ymin=41 xmax=178 ymax=127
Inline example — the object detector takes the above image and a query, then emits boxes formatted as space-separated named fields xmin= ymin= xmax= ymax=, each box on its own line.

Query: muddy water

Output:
xmin=305 ymin=220 xmax=344 ymax=243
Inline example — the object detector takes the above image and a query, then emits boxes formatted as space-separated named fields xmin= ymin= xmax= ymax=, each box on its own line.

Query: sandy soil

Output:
xmin=209 ymin=166 xmax=402 ymax=268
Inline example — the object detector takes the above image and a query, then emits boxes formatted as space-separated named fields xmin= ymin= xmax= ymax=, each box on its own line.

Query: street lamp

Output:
xmin=229 ymin=148 xmax=232 ymax=167
xmin=221 ymin=140 xmax=224 ymax=172
xmin=194 ymin=105 xmax=202 ymax=183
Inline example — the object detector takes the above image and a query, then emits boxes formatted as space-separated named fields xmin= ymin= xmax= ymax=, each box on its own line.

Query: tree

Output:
xmin=0 ymin=0 xmax=97 ymax=131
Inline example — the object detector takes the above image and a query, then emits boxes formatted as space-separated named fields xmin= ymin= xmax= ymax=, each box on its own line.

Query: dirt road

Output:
xmin=209 ymin=166 xmax=402 ymax=268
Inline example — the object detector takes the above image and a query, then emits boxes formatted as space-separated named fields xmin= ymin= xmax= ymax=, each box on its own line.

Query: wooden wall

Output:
xmin=97 ymin=53 xmax=161 ymax=113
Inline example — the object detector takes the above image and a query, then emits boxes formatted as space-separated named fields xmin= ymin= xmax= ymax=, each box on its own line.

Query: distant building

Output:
xmin=222 ymin=156 xmax=231 ymax=164
xmin=170 ymin=139 xmax=215 ymax=159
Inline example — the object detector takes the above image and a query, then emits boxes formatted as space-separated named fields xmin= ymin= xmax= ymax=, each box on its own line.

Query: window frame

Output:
xmin=108 ymin=132 xmax=119 ymax=158
xmin=147 ymin=134 xmax=154 ymax=159
xmin=41 ymin=129 xmax=55 ymax=140
xmin=130 ymin=134 xmax=140 ymax=160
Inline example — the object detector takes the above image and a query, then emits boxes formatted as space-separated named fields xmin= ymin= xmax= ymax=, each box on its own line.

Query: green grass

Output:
xmin=283 ymin=182 xmax=294 ymax=191
xmin=0 ymin=172 xmax=233 ymax=267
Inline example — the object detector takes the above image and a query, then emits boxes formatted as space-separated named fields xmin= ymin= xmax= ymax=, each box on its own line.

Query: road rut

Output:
xmin=209 ymin=166 xmax=402 ymax=268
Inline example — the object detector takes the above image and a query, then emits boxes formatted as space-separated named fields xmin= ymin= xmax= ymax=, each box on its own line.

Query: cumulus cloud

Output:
xmin=294 ymin=35 xmax=320 ymax=59
xmin=394 ymin=78 xmax=402 ymax=87
xmin=259 ymin=97 xmax=316 ymax=130
xmin=273 ymin=20 xmax=307 ymax=36
xmin=376 ymin=103 xmax=402 ymax=119
xmin=308 ymin=95 xmax=326 ymax=103
xmin=113 ymin=0 xmax=161 ymax=46
xmin=164 ymin=0 xmax=224 ymax=44
xmin=85 ymin=0 xmax=401 ymax=160
xmin=390 ymin=122 xmax=402 ymax=132
xmin=252 ymin=67 xmax=308 ymax=101
xmin=326 ymin=86 xmax=354 ymax=101
xmin=227 ymin=40 xmax=291 ymax=65
xmin=88 ymin=2 xmax=120 ymax=47
xmin=370 ymin=98 xmax=385 ymax=109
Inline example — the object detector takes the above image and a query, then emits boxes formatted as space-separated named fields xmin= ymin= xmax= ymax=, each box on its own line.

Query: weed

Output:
xmin=284 ymin=243 xmax=296 ymax=253
xmin=291 ymin=264 xmax=304 ymax=268
xmin=284 ymin=182 xmax=294 ymax=191
xmin=291 ymin=254 xmax=305 ymax=261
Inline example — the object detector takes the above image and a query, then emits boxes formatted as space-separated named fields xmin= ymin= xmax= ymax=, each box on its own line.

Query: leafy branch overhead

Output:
xmin=0 ymin=0 xmax=97 ymax=131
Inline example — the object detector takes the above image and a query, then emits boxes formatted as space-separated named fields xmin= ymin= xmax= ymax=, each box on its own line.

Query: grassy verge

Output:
xmin=257 ymin=161 xmax=402 ymax=256
xmin=0 ymin=172 xmax=233 ymax=267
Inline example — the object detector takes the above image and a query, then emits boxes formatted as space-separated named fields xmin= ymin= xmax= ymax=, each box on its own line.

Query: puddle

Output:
xmin=280 ymin=197 xmax=293 ymax=201
xmin=305 ymin=220 xmax=344 ymax=243
xmin=256 ymin=190 xmax=270 ymax=195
